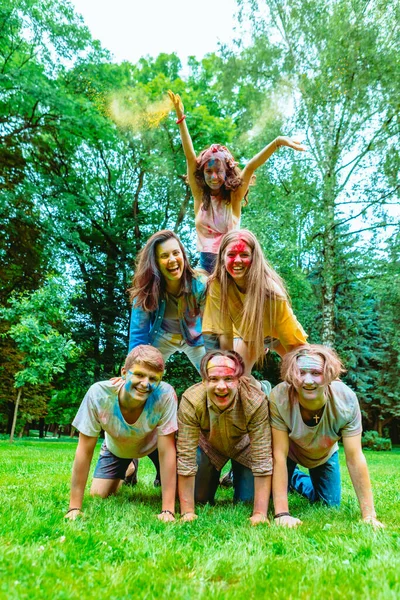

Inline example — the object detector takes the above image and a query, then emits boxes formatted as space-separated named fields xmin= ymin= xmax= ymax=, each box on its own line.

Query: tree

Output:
xmin=237 ymin=0 xmax=399 ymax=343
xmin=0 ymin=278 xmax=78 ymax=441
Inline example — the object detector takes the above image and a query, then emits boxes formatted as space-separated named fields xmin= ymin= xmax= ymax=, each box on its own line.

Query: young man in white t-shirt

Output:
xmin=270 ymin=344 xmax=384 ymax=529
xmin=65 ymin=345 xmax=177 ymax=522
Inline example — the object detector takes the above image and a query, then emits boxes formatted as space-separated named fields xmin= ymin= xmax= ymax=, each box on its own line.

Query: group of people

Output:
xmin=65 ymin=92 xmax=383 ymax=528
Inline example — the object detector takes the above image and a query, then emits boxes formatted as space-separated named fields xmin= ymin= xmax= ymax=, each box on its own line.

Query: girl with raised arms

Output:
xmin=202 ymin=229 xmax=308 ymax=375
xmin=168 ymin=90 xmax=305 ymax=273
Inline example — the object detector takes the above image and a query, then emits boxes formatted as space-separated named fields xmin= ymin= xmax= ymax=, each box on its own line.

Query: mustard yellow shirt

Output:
xmin=203 ymin=280 xmax=307 ymax=350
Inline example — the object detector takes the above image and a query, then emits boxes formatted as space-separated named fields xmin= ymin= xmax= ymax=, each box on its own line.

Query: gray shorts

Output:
xmin=93 ymin=442 xmax=133 ymax=480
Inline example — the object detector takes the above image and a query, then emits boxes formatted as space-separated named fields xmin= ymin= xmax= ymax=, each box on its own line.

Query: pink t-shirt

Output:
xmin=195 ymin=196 xmax=240 ymax=253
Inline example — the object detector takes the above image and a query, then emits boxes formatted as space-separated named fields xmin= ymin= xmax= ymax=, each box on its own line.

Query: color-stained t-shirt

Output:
xmin=72 ymin=381 xmax=178 ymax=459
xmin=177 ymin=378 xmax=272 ymax=476
xmin=161 ymin=293 xmax=181 ymax=334
xmin=269 ymin=380 xmax=362 ymax=468
xmin=202 ymin=279 xmax=307 ymax=350
xmin=195 ymin=196 xmax=240 ymax=254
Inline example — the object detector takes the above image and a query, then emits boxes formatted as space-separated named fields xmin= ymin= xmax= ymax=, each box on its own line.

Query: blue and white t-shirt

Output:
xmin=73 ymin=381 xmax=178 ymax=458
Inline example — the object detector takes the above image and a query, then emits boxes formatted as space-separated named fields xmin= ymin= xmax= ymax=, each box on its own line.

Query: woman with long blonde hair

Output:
xmin=202 ymin=229 xmax=308 ymax=375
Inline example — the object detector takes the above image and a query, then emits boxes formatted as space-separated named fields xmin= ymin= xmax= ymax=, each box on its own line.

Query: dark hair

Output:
xmin=128 ymin=230 xmax=194 ymax=312
xmin=200 ymin=349 xmax=245 ymax=380
xmin=192 ymin=144 xmax=248 ymax=211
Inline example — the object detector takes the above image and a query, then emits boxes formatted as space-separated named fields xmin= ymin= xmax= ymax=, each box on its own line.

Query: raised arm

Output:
xmin=343 ymin=435 xmax=384 ymax=528
xmin=168 ymin=90 xmax=203 ymax=213
xmin=231 ymin=136 xmax=306 ymax=208
xmin=65 ymin=433 xmax=98 ymax=519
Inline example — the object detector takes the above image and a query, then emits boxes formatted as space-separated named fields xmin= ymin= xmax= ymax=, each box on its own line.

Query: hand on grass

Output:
xmin=249 ymin=513 xmax=269 ymax=526
xmin=275 ymin=515 xmax=302 ymax=528
xmin=362 ymin=516 xmax=385 ymax=529
xmin=180 ymin=512 xmax=198 ymax=523
xmin=276 ymin=136 xmax=306 ymax=152
xmin=168 ymin=90 xmax=184 ymax=119
xmin=157 ymin=511 xmax=175 ymax=523
xmin=65 ymin=508 xmax=83 ymax=520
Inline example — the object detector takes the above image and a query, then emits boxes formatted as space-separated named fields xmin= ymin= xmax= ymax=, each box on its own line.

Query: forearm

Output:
xmin=346 ymin=455 xmax=376 ymax=519
xmin=159 ymin=443 xmax=177 ymax=513
xmin=272 ymin=455 xmax=289 ymax=514
xmin=253 ymin=475 xmax=271 ymax=516
xmin=247 ymin=138 xmax=280 ymax=172
xmin=69 ymin=451 xmax=93 ymax=509
xmin=178 ymin=474 xmax=196 ymax=514
xmin=177 ymin=120 xmax=197 ymax=165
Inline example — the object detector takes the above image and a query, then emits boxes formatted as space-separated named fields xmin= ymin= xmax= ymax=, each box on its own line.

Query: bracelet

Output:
xmin=176 ymin=115 xmax=186 ymax=124
xmin=66 ymin=507 xmax=81 ymax=514
xmin=274 ymin=512 xmax=291 ymax=519
xmin=160 ymin=509 xmax=175 ymax=517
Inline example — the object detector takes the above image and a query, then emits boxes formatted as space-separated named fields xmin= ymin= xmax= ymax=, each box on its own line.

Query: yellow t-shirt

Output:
xmin=202 ymin=280 xmax=307 ymax=350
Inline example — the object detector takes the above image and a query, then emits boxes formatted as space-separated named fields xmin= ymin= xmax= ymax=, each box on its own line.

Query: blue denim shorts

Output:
xmin=93 ymin=442 xmax=133 ymax=480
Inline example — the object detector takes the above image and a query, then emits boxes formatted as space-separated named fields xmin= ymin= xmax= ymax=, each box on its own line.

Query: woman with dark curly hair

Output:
xmin=168 ymin=90 xmax=305 ymax=274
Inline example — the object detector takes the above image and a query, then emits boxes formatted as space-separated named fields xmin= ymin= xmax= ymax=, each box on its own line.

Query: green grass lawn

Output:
xmin=0 ymin=439 xmax=399 ymax=600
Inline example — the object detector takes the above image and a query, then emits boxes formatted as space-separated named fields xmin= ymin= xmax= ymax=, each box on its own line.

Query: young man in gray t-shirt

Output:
xmin=270 ymin=344 xmax=384 ymax=529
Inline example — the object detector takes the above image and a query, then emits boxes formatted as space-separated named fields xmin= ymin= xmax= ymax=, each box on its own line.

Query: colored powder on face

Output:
xmin=296 ymin=355 xmax=324 ymax=371
xmin=225 ymin=241 xmax=252 ymax=274
xmin=207 ymin=356 xmax=237 ymax=373
xmin=124 ymin=380 xmax=133 ymax=393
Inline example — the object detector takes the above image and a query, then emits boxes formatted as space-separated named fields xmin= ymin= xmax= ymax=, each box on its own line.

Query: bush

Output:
xmin=361 ymin=430 xmax=392 ymax=451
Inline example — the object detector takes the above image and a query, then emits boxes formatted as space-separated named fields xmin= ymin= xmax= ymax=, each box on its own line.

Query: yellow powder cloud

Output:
xmin=107 ymin=91 xmax=172 ymax=132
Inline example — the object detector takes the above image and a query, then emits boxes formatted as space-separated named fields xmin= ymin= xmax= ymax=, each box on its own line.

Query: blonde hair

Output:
xmin=209 ymin=229 xmax=288 ymax=364
xmin=281 ymin=344 xmax=345 ymax=387
xmin=124 ymin=345 xmax=165 ymax=373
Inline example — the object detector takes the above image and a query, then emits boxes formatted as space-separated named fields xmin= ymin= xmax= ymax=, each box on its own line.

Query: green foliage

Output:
xmin=0 ymin=278 xmax=78 ymax=387
xmin=0 ymin=278 xmax=79 ymax=433
xmin=362 ymin=430 xmax=392 ymax=451
xmin=0 ymin=0 xmax=398 ymax=436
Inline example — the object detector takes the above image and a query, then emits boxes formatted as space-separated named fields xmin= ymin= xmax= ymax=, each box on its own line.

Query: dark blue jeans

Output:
xmin=288 ymin=451 xmax=341 ymax=506
xmin=199 ymin=252 xmax=217 ymax=274
xmin=194 ymin=447 xmax=254 ymax=504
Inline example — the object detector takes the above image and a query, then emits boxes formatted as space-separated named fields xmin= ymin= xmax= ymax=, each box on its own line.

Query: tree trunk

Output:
xmin=39 ymin=417 xmax=45 ymax=438
xmin=9 ymin=388 xmax=22 ymax=443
